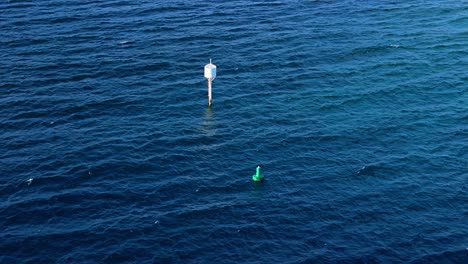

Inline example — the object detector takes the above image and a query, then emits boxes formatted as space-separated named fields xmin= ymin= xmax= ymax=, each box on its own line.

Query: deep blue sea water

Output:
xmin=1 ymin=0 xmax=467 ymax=263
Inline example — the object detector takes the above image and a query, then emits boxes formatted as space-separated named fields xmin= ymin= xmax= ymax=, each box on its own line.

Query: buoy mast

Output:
xmin=204 ymin=59 xmax=216 ymax=107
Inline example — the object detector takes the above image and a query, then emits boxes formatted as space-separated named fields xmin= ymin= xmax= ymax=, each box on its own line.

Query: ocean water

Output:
xmin=1 ymin=0 xmax=467 ymax=263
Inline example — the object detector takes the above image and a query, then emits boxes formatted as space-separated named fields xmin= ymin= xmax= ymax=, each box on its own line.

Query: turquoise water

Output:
xmin=1 ymin=0 xmax=467 ymax=263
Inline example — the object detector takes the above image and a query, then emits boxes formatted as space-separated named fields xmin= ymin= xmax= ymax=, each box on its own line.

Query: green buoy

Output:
xmin=252 ymin=166 xmax=264 ymax=182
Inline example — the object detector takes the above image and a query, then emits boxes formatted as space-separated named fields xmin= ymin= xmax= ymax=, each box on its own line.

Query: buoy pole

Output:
xmin=204 ymin=59 xmax=216 ymax=108
xmin=208 ymin=78 xmax=212 ymax=107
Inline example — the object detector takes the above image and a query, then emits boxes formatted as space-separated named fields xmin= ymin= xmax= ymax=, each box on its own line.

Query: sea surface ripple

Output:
xmin=1 ymin=0 xmax=467 ymax=263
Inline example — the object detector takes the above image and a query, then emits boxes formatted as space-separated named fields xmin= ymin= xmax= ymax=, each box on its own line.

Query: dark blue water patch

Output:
xmin=1 ymin=0 xmax=468 ymax=263
xmin=410 ymin=249 xmax=468 ymax=264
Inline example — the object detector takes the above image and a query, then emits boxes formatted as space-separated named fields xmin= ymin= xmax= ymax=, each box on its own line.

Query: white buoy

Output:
xmin=204 ymin=59 xmax=216 ymax=107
